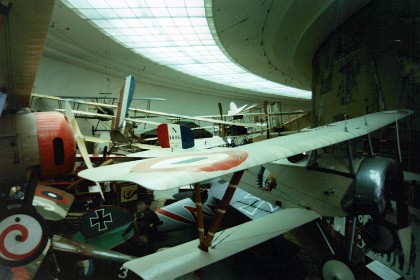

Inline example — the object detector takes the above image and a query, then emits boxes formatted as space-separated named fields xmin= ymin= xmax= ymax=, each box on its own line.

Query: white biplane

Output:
xmin=80 ymin=109 xmax=414 ymax=279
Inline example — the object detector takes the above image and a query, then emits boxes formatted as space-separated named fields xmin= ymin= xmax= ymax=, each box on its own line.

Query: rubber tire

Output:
xmin=321 ymin=255 xmax=356 ymax=280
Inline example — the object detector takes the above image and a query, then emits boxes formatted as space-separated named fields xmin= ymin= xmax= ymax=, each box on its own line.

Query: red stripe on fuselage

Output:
xmin=156 ymin=205 xmax=215 ymax=224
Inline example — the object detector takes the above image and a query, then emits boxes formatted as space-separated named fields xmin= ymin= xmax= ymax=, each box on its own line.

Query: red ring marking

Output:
xmin=35 ymin=187 xmax=71 ymax=205
xmin=0 ymin=224 xmax=41 ymax=260
xmin=131 ymin=150 xmax=248 ymax=173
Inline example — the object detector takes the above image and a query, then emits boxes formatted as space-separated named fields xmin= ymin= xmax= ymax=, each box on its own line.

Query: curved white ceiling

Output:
xmin=62 ymin=0 xmax=311 ymax=99
xmin=42 ymin=0 xmax=377 ymax=103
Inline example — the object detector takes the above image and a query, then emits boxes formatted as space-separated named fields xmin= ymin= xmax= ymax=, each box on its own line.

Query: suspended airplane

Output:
xmin=32 ymin=93 xmax=262 ymax=130
xmin=79 ymin=109 xmax=414 ymax=279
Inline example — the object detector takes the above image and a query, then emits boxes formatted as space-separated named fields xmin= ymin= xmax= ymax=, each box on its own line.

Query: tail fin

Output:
xmin=114 ymin=75 xmax=135 ymax=130
xmin=157 ymin=123 xmax=194 ymax=149
xmin=227 ymin=101 xmax=247 ymax=116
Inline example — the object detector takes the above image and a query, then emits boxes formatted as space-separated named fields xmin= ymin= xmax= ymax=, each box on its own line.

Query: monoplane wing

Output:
xmin=80 ymin=110 xmax=413 ymax=191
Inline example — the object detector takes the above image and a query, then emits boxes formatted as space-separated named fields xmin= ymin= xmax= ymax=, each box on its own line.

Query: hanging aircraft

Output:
xmin=31 ymin=92 xmax=262 ymax=132
xmin=79 ymin=109 xmax=414 ymax=279
xmin=32 ymin=80 xmax=268 ymax=157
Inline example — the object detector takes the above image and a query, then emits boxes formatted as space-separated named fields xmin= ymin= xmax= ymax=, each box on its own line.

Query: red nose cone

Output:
xmin=34 ymin=112 xmax=76 ymax=179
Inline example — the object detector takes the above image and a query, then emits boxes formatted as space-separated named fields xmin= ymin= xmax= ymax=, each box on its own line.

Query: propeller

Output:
xmin=64 ymin=102 xmax=105 ymax=200
xmin=218 ymin=102 xmax=225 ymax=139
xmin=66 ymin=159 xmax=114 ymax=192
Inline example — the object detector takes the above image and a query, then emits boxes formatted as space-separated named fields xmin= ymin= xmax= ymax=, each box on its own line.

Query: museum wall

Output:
xmin=312 ymin=0 xmax=419 ymax=128
xmin=34 ymin=55 xmax=309 ymax=115
xmin=311 ymin=0 xmax=419 ymax=172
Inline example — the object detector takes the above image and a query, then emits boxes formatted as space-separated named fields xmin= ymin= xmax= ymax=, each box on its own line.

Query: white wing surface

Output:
xmin=123 ymin=208 xmax=320 ymax=280
xmin=33 ymin=93 xmax=258 ymax=128
xmin=79 ymin=110 xmax=413 ymax=191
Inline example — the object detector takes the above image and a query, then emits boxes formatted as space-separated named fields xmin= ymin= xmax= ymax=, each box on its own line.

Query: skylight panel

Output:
xmin=63 ymin=0 xmax=311 ymax=99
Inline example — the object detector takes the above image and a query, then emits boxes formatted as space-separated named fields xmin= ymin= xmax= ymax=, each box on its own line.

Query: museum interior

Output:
xmin=0 ymin=0 xmax=419 ymax=279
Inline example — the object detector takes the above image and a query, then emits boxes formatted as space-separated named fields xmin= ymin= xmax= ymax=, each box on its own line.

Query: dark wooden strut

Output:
xmin=198 ymin=170 xmax=245 ymax=252
xmin=194 ymin=182 xmax=206 ymax=248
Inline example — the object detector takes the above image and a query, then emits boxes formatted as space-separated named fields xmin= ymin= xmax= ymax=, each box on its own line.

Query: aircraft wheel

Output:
xmin=361 ymin=219 xmax=397 ymax=254
xmin=0 ymin=208 xmax=48 ymax=267
xmin=321 ymin=256 xmax=356 ymax=280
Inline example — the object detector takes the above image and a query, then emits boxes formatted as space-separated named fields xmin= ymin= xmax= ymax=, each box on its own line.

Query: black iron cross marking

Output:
xmin=90 ymin=209 xmax=113 ymax=231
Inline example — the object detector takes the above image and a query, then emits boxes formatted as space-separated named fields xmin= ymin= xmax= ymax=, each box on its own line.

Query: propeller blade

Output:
xmin=52 ymin=235 xmax=135 ymax=263
xmin=64 ymin=102 xmax=105 ymax=200
xmin=218 ymin=102 xmax=225 ymax=139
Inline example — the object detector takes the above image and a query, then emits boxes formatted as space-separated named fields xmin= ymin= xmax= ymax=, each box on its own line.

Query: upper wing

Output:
xmin=123 ymin=208 xmax=320 ymax=280
xmin=129 ymin=107 xmax=261 ymax=128
xmin=1 ymin=1 xmax=54 ymax=111
xmin=32 ymin=93 xmax=259 ymax=128
xmin=128 ymin=137 xmax=227 ymax=158
xmin=79 ymin=110 xmax=413 ymax=191
xmin=54 ymin=108 xmax=163 ymax=126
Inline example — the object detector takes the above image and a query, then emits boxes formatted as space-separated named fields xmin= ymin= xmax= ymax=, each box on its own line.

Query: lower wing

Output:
xmin=123 ymin=208 xmax=320 ymax=280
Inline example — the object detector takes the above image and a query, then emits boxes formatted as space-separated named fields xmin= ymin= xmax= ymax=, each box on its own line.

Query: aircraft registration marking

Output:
xmin=131 ymin=150 xmax=248 ymax=173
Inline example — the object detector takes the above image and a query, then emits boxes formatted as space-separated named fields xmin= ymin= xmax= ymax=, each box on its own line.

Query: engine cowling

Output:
xmin=342 ymin=156 xmax=402 ymax=215
xmin=0 ymin=110 xmax=76 ymax=189
xmin=34 ymin=111 xmax=76 ymax=179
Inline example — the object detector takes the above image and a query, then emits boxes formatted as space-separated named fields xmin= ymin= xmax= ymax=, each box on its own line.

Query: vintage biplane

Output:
xmin=32 ymin=88 xmax=267 ymax=149
xmin=79 ymin=109 xmax=414 ymax=279
xmin=0 ymin=1 xmax=138 ymax=276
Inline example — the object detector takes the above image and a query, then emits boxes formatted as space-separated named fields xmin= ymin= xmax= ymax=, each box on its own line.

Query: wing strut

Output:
xmin=194 ymin=182 xmax=206 ymax=247
xmin=198 ymin=170 xmax=244 ymax=252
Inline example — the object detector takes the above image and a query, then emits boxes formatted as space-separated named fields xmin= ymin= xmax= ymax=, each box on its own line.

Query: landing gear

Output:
xmin=361 ymin=219 xmax=397 ymax=254
xmin=0 ymin=207 xmax=48 ymax=267
xmin=316 ymin=221 xmax=357 ymax=280
xmin=321 ymin=256 xmax=356 ymax=280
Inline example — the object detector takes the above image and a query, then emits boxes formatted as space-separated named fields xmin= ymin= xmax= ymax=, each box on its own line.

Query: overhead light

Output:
xmin=62 ymin=0 xmax=311 ymax=99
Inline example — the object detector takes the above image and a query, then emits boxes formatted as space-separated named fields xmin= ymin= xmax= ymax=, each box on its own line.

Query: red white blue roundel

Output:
xmin=33 ymin=186 xmax=74 ymax=221
xmin=35 ymin=185 xmax=73 ymax=206
xmin=131 ymin=150 xmax=248 ymax=173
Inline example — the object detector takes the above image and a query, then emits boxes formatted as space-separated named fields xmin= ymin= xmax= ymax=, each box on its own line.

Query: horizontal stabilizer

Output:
xmin=123 ymin=208 xmax=320 ymax=280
